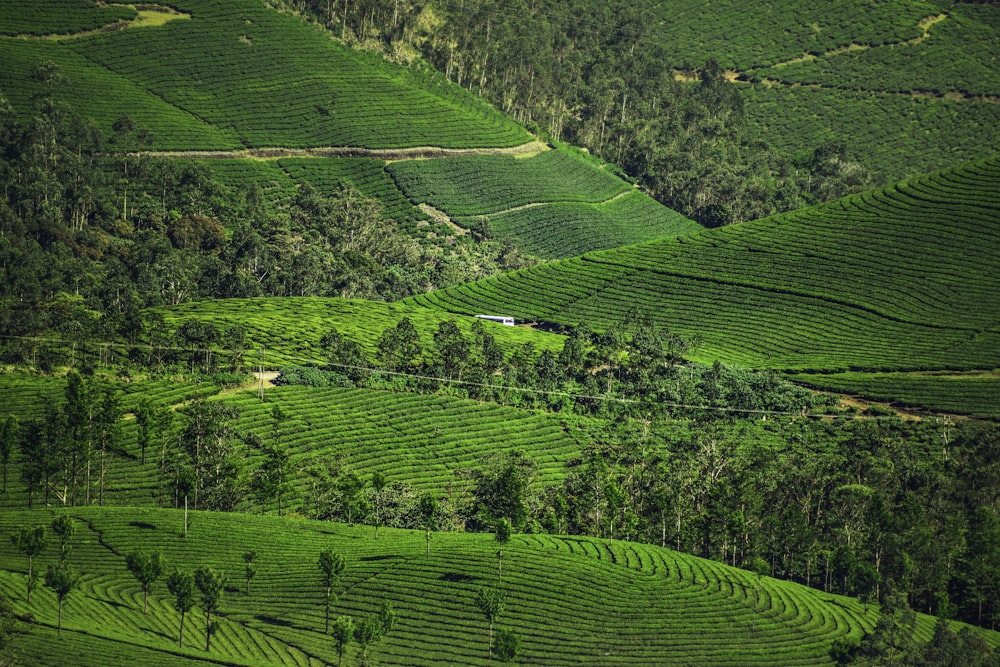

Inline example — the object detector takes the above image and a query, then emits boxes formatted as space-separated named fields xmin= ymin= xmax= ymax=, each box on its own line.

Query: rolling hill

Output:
xmin=3 ymin=507 xmax=996 ymax=666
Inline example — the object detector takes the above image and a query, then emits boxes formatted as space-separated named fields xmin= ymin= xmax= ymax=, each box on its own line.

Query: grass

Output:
xmin=3 ymin=506 xmax=994 ymax=666
xmin=405 ymin=156 xmax=1000 ymax=377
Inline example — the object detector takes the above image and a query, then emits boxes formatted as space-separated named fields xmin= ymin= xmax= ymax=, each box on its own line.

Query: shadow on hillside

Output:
xmin=440 ymin=572 xmax=475 ymax=583
xmin=256 ymin=614 xmax=294 ymax=627
xmin=128 ymin=521 xmax=157 ymax=530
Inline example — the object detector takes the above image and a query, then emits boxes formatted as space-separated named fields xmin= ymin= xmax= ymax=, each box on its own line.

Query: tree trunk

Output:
xmin=179 ymin=610 xmax=186 ymax=647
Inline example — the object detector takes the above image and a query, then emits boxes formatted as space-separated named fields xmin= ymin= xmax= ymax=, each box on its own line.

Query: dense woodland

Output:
xmin=286 ymin=0 xmax=877 ymax=226
xmin=0 ymin=79 xmax=536 ymax=345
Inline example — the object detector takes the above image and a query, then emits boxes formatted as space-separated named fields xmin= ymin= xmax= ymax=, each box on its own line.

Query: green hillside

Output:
xmin=652 ymin=0 xmax=1000 ymax=180
xmin=0 ymin=0 xmax=529 ymax=150
xmin=386 ymin=147 xmax=700 ymax=258
xmin=3 ymin=507 xmax=995 ymax=666
xmin=407 ymin=156 xmax=1000 ymax=373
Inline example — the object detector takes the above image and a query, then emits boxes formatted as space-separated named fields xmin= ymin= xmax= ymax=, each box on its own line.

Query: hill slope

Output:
xmin=408 ymin=156 xmax=1000 ymax=372
xmin=4 ymin=507 xmax=995 ymax=666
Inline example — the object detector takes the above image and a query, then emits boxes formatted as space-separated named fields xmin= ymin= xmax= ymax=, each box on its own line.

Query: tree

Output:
xmin=433 ymin=319 xmax=470 ymax=379
xmin=44 ymin=562 xmax=77 ymax=638
xmin=331 ymin=615 xmax=354 ymax=666
xmin=318 ymin=549 xmax=346 ymax=633
xmin=93 ymin=382 xmax=123 ymax=507
xmin=242 ymin=551 xmax=256 ymax=596
xmin=165 ymin=569 xmax=195 ymax=647
xmin=125 ymin=550 xmax=164 ymax=614
xmin=0 ymin=415 xmax=16 ymax=493
xmin=418 ymin=493 xmax=438 ymax=557
xmin=11 ymin=525 xmax=46 ymax=604
xmin=494 ymin=627 xmax=520 ymax=663
xmin=472 ymin=449 xmax=536 ymax=531
xmin=370 ymin=471 xmax=386 ymax=539
xmin=495 ymin=517 xmax=512 ymax=582
xmin=353 ymin=601 xmax=395 ymax=667
xmin=376 ymin=317 xmax=421 ymax=372
xmin=50 ymin=515 xmax=75 ymax=562
xmin=194 ymin=566 xmax=226 ymax=651
xmin=476 ymin=587 xmax=506 ymax=660
xmin=0 ymin=592 xmax=19 ymax=666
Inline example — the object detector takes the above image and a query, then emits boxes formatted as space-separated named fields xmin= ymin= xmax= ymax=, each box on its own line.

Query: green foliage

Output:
xmin=493 ymin=627 xmax=520 ymax=663
xmin=50 ymin=515 xmax=75 ymax=562
xmin=319 ymin=549 xmax=346 ymax=633
xmin=194 ymin=566 xmax=226 ymax=651
xmin=164 ymin=568 xmax=195 ymax=647
xmin=43 ymin=561 xmax=77 ymax=637
xmin=331 ymin=615 xmax=354 ymax=666
xmin=10 ymin=525 xmax=45 ymax=604
xmin=125 ymin=550 xmax=164 ymax=615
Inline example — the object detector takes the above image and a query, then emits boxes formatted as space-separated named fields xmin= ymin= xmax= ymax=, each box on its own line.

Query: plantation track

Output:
xmin=136 ymin=140 xmax=550 ymax=162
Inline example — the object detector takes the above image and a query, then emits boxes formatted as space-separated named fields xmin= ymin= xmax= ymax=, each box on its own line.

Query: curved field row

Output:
xmin=0 ymin=38 xmax=240 ymax=149
xmin=386 ymin=149 xmax=633 ymax=216
xmin=786 ymin=371 xmax=1000 ymax=420
xmin=0 ymin=377 xmax=586 ymax=512
xmin=225 ymin=385 xmax=585 ymax=493
xmin=752 ymin=5 xmax=1000 ymax=98
xmin=653 ymin=0 xmax=933 ymax=71
xmin=740 ymin=84 xmax=1000 ymax=183
xmin=454 ymin=189 xmax=700 ymax=259
xmin=277 ymin=157 xmax=433 ymax=237
xmin=3 ymin=508 xmax=994 ymax=666
xmin=0 ymin=0 xmax=529 ymax=150
xmin=0 ymin=0 xmax=137 ymax=36
xmin=406 ymin=157 xmax=1000 ymax=372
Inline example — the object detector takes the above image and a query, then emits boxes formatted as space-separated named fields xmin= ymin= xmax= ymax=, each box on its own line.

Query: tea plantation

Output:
xmin=3 ymin=507 xmax=994 ymax=666
xmin=408 ymin=156 xmax=1000 ymax=376
xmin=0 ymin=0 xmax=530 ymax=150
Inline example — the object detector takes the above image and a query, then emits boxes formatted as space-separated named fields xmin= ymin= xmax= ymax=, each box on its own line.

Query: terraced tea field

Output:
xmin=387 ymin=148 xmax=700 ymax=257
xmin=408 ymin=157 xmax=1000 ymax=374
xmin=0 ymin=0 xmax=530 ymax=150
xmin=156 ymin=297 xmax=565 ymax=368
xmin=0 ymin=370 xmax=589 ymax=513
xmin=785 ymin=371 xmax=1000 ymax=420
xmin=655 ymin=0 xmax=1000 ymax=181
xmin=3 ymin=507 xmax=993 ymax=666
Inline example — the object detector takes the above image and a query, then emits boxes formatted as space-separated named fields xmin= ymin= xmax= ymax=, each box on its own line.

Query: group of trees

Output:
xmin=5 ymin=335 xmax=1000 ymax=633
xmin=290 ymin=0 xmax=876 ymax=226
xmin=3 ymin=371 xmax=126 ymax=510
xmin=10 ymin=517 xmax=78 ymax=637
xmin=280 ymin=315 xmax=821 ymax=422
